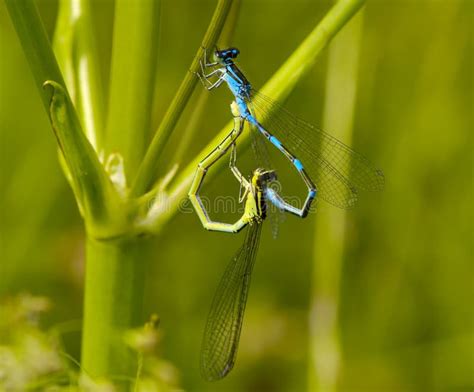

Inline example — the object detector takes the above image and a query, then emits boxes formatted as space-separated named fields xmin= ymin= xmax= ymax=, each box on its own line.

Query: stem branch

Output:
xmin=130 ymin=0 xmax=234 ymax=197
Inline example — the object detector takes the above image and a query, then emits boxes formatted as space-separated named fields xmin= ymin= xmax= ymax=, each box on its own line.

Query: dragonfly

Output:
xmin=197 ymin=47 xmax=385 ymax=211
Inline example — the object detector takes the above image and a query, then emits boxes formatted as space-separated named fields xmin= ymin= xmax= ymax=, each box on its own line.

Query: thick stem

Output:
xmin=82 ymin=236 xmax=150 ymax=386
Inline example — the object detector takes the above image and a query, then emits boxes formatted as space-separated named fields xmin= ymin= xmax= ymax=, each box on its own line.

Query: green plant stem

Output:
xmin=260 ymin=0 xmax=365 ymax=102
xmin=54 ymin=0 xmax=105 ymax=150
xmin=130 ymin=0 xmax=234 ymax=197
xmin=82 ymin=237 xmax=150 ymax=387
xmin=148 ymin=0 xmax=366 ymax=231
xmin=308 ymin=10 xmax=364 ymax=392
xmin=4 ymin=0 xmax=66 ymax=111
xmin=219 ymin=0 xmax=241 ymax=48
xmin=5 ymin=1 xmax=149 ymax=383
xmin=172 ymin=0 xmax=241 ymax=166
xmin=105 ymin=0 xmax=161 ymax=181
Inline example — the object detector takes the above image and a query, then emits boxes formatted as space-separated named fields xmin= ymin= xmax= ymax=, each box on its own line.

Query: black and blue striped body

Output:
xmin=217 ymin=52 xmax=316 ymax=217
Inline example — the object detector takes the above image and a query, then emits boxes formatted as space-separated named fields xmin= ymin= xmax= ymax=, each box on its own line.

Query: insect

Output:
xmin=196 ymin=47 xmax=384 ymax=211
xmin=188 ymin=110 xmax=303 ymax=379
xmin=197 ymin=166 xmax=282 ymax=381
xmin=188 ymin=102 xmax=312 ymax=230
xmin=188 ymin=47 xmax=385 ymax=381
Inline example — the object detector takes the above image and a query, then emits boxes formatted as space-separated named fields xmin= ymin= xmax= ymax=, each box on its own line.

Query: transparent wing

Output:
xmin=266 ymin=180 xmax=286 ymax=239
xmin=249 ymin=119 xmax=272 ymax=169
xmin=267 ymin=202 xmax=285 ymax=239
xmin=247 ymin=122 xmax=284 ymax=238
xmin=200 ymin=222 xmax=262 ymax=381
xmin=249 ymin=90 xmax=385 ymax=209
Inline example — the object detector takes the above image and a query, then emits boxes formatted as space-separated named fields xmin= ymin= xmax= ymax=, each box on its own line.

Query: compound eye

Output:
xmin=232 ymin=48 xmax=240 ymax=57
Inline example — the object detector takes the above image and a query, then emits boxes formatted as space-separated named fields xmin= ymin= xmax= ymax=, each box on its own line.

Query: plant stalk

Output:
xmin=4 ymin=0 xmax=66 ymax=111
xmin=130 ymin=0 xmax=234 ymax=197
xmin=105 ymin=0 xmax=161 ymax=180
xmin=172 ymin=0 xmax=241 ymax=167
xmin=82 ymin=237 xmax=150 ymax=387
xmin=308 ymin=9 xmax=365 ymax=392
xmin=54 ymin=0 xmax=105 ymax=151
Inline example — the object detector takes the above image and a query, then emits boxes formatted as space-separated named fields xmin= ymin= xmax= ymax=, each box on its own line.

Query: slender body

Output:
xmin=188 ymin=110 xmax=287 ymax=378
xmin=200 ymin=167 xmax=276 ymax=381
xmin=198 ymin=48 xmax=316 ymax=217
xmin=197 ymin=47 xmax=384 ymax=210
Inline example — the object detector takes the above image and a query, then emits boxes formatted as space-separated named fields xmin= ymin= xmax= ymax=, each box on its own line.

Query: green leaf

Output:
xmin=43 ymin=81 xmax=123 ymax=236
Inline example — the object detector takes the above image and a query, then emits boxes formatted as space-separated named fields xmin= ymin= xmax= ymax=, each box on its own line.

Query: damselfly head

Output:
xmin=215 ymin=47 xmax=240 ymax=62
xmin=252 ymin=168 xmax=277 ymax=190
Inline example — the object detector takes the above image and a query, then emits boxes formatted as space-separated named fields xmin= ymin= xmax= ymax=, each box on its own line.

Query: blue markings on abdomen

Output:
xmin=246 ymin=113 xmax=258 ymax=125
xmin=294 ymin=159 xmax=304 ymax=172
xmin=254 ymin=121 xmax=306 ymax=173
xmin=269 ymin=136 xmax=282 ymax=149
xmin=221 ymin=74 xmax=308 ymax=176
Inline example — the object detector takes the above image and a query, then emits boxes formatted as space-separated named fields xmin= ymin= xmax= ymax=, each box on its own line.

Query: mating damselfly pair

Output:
xmin=188 ymin=47 xmax=384 ymax=381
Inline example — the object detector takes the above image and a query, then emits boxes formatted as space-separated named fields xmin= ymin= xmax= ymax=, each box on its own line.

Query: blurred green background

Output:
xmin=0 ymin=0 xmax=472 ymax=390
